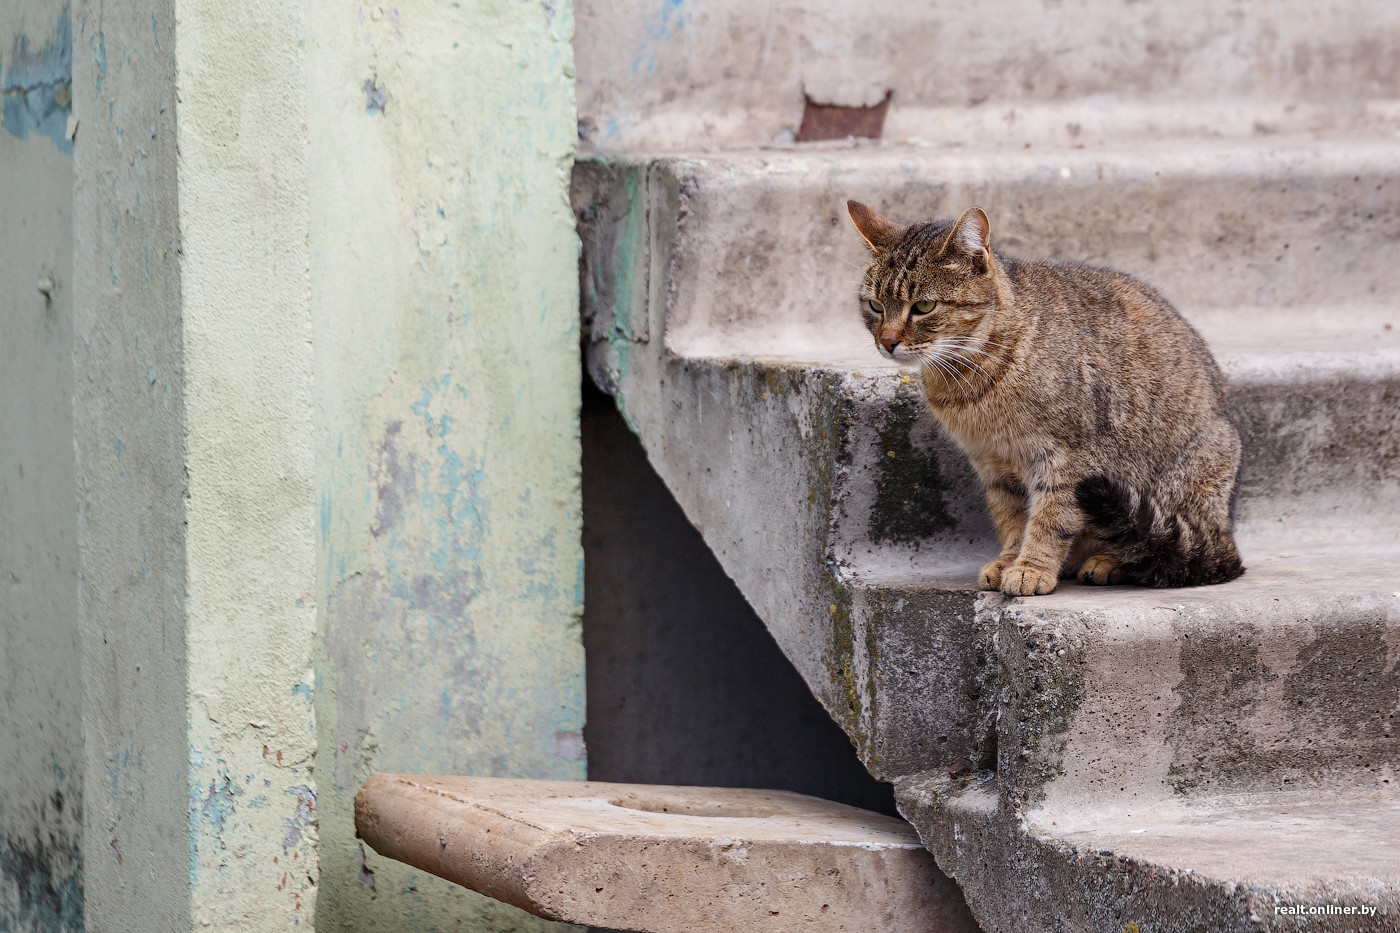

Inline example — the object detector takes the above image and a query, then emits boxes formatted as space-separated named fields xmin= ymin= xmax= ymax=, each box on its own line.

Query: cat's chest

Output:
xmin=933 ymin=404 xmax=1050 ymax=472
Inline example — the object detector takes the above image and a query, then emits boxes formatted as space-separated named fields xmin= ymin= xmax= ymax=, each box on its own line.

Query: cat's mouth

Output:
xmin=881 ymin=343 xmax=923 ymax=368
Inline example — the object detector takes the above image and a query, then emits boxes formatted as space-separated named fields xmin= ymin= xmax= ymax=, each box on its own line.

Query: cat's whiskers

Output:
xmin=919 ymin=350 xmax=978 ymax=399
xmin=928 ymin=337 xmax=999 ymax=375
xmin=916 ymin=356 xmax=964 ymax=399
xmin=938 ymin=349 xmax=995 ymax=385
xmin=945 ymin=353 xmax=996 ymax=385
xmin=939 ymin=336 xmax=1014 ymax=354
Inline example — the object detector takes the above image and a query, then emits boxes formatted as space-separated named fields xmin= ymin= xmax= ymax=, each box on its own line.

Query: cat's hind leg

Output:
xmin=1079 ymin=554 xmax=1128 ymax=585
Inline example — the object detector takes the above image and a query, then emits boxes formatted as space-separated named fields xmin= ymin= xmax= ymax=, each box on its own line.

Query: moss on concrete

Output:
xmin=869 ymin=394 xmax=957 ymax=546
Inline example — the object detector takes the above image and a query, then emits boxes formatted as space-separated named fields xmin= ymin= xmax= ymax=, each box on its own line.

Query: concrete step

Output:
xmin=573 ymin=141 xmax=1400 ymax=930
xmin=898 ymin=774 xmax=1400 ymax=932
xmin=608 ymin=141 xmax=1400 ymax=355
xmin=576 ymin=0 xmax=1400 ymax=151
xmin=354 ymin=774 xmax=979 ymax=932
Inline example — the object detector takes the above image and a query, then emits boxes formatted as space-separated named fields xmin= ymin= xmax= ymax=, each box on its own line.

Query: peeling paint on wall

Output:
xmin=308 ymin=0 xmax=585 ymax=929
xmin=1 ymin=11 xmax=72 ymax=154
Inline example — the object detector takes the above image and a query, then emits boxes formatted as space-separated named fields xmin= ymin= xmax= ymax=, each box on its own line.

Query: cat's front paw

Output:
xmin=1079 ymin=554 xmax=1127 ymax=585
xmin=1000 ymin=563 xmax=1059 ymax=596
xmin=978 ymin=558 xmax=1011 ymax=590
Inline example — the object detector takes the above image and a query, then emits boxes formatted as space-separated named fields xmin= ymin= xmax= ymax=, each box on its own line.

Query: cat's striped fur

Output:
xmin=848 ymin=200 xmax=1244 ymax=596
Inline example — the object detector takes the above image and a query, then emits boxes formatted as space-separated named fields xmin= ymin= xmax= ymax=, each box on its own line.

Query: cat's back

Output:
xmin=1008 ymin=257 xmax=1222 ymax=386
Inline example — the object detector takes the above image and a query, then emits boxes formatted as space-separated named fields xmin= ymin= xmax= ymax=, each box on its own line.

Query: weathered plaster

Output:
xmin=175 ymin=0 xmax=318 ymax=925
xmin=1 ymin=9 xmax=80 ymax=931
xmin=75 ymin=0 xmax=318 ymax=928
xmin=74 ymin=0 xmax=189 ymax=927
xmin=305 ymin=1 xmax=585 ymax=930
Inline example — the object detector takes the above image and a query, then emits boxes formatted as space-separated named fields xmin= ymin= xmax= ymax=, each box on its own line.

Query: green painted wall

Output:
xmin=306 ymin=1 xmax=586 ymax=929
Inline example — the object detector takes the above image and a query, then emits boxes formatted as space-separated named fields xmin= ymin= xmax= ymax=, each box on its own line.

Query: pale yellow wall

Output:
xmin=306 ymin=1 xmax=586 ymax=928
xmin=176 ymin=0 xmax=320 ymax=925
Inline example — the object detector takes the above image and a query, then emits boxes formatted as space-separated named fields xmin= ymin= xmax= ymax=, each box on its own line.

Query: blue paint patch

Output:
xmin=112 ymin=438 xmax=122 ymax=461
xmin=282 ymin=785 xmax=316 ymax=849
xmin=195 ymin=768 xmax=243 ymax=834
xmin=246 ymin=794 xmax=268 ymax=808
xmin=363 ymin=77 xmax=386 ymax=114
xmin=291 ymin=682 xmax=313 ymax=702
xmin=2 ymin=12 xmax=73 ymax=154
xmin=630 ymin=0 xmax=687 ymax=77
xmin=320 ymin=489 xmax=332 ymax=544
xmin=188 ymin=751 xmax=244 ymax=886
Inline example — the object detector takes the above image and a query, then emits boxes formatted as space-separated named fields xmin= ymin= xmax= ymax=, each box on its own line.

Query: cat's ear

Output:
xmin=949 ymin=206 xmax=991 ymax=272
xmin=847 ymin=200 xmax=906 ymax=253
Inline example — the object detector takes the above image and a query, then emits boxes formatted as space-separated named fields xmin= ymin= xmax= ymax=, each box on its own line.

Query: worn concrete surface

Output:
xmin=575 ymin=0 xmax=1400 ymax=151
xmin=73 ymin=0 xmax=190 ymax=928
xmin=57 ymin=0 xmax=588 ymax=929
xmin=305 ymin=2 xmax=586 ymax=931
xmin=575 ymin=141 xmax=1400 ymax=930
xmin=356 ymin=775 xmax=979 ymax=933
xmin=74 ymin=0 xmax=319 ymax=927
xmin=176 ymin=0 xmax=320 ymax=925
xmin=1 ymin=4 xmax=81 ymax=930
xmin=900 ymin=773 xmax=1400 ymax=933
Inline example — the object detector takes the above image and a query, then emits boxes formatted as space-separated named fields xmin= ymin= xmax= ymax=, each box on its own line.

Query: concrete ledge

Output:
xmin=354 ymin=774 xmax=979 ymax=933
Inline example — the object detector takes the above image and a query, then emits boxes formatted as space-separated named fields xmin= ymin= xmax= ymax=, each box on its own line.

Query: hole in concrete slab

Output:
xmin=609 ymin=795 xmax=774 ymax=818
xmin=795 ymin=92 xmax=892 ymax=142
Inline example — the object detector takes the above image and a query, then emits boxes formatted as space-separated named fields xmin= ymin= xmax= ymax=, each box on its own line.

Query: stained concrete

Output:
xmin=75 ymin=0 xmax=323 ymax=923
xmin=355 ymin=775 xmax=979 ymax=933
xmin=0 ymin=4 xmax=81 ymax=930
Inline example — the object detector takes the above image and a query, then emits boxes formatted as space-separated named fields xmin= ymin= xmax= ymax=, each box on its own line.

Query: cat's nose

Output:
xmin=880 ymin=335 xmax=900 ymax=353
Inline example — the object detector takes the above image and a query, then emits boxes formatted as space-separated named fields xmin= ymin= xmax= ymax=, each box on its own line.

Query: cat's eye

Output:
xmin=868 ymin=299 xmax=885 ymax=314
xmin=911 ymin=300 xmax=937 ymax=315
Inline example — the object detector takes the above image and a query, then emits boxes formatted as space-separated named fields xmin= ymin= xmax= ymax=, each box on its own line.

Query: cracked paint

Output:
xmin=1 ymin=11 xmax=72 ymax=153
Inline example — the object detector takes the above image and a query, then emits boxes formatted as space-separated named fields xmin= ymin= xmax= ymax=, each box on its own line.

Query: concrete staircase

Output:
xmin=574 ymin=133 xmax=1400 ymax=929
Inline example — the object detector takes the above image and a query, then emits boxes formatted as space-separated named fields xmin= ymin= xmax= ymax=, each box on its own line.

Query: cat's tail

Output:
xmin=1074 ymin=475 xmax=1244 ymax=588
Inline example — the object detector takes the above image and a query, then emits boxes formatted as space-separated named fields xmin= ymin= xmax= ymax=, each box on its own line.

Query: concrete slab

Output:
xmin=354 ymin=774 xmax=979 ymax=933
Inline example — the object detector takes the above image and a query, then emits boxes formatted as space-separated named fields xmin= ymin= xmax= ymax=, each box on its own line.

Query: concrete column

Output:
xmin=74 ymin=0 xmax=318 ymax=928
xmin=1 ymin=4 xmax=81 ymax=930
xmin=72 ymin=0 xmax=584 ymax=930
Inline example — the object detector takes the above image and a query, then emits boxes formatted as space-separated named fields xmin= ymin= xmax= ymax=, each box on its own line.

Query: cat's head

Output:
xmin=847 ymin=201 xmax=999 ymax=367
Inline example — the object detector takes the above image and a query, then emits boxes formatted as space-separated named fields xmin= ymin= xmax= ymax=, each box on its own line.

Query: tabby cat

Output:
xmin=847 ymin=200 xmax=1244 ymax=596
